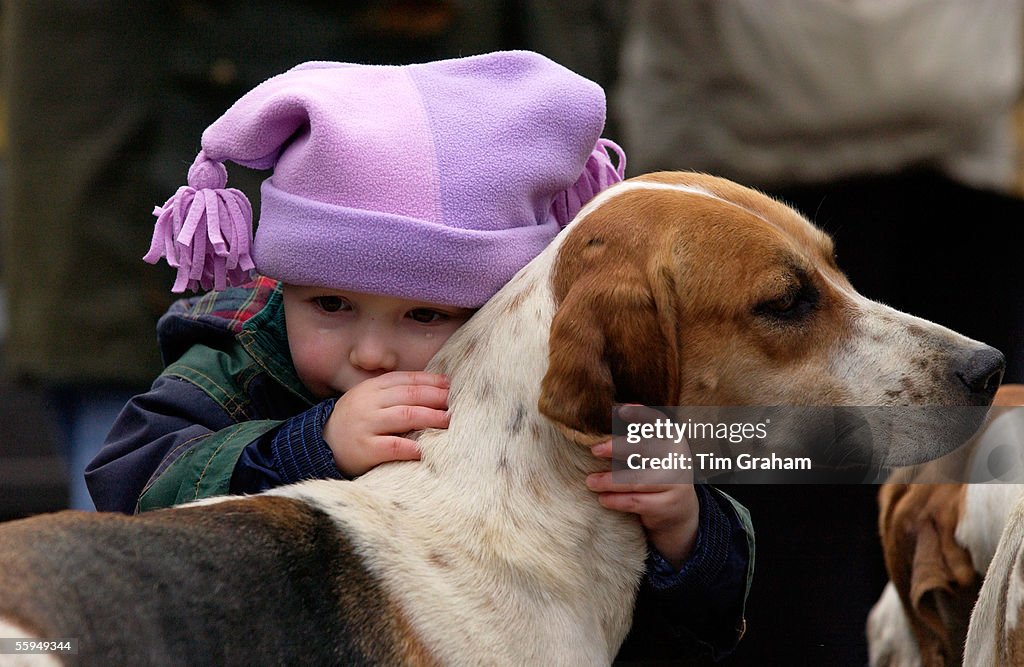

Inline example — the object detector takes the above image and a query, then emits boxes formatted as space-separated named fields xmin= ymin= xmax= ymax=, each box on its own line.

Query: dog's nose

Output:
xmin=957 ymin=346 xmax=1005 ymax=398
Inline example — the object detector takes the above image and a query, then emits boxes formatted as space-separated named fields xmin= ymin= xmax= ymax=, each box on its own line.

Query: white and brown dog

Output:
xmin=0 ymin=173 xmax=1004 ymax=665
xmin=867 ymin=385 xmax=1024 ymax=667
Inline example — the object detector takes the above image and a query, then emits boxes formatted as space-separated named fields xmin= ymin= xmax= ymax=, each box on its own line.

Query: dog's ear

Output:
xmin=539 ymin=247 xmax=680 ymax=442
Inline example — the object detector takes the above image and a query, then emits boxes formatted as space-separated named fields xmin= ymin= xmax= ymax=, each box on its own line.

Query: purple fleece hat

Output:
xmin=144 ymin=51 xmax=625 ymax=307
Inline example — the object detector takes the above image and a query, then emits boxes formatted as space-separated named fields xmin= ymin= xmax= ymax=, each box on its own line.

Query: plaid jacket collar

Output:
xmin=155 ymin=276 xmax=314 ymax=403
xmin=170 ymin=275 xmax=281 ymax=335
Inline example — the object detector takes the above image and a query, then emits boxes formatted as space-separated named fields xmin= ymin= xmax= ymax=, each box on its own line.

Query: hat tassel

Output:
xmin=550 ymin=138 xmax=627 ymax=228
xmin=143 ymin=151 xmax=256 ymax=292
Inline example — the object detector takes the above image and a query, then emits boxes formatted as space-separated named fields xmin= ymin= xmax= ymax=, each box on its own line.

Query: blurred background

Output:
xmin=2 ymin=1 xmax=1024 ymax=664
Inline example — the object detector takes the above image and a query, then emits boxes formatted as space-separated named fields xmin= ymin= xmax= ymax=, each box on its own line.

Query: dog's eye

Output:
xmin=755 ymin=284 xmax=819 ymax=321
xmin=764 ymin=294 xmax=796 ymax=314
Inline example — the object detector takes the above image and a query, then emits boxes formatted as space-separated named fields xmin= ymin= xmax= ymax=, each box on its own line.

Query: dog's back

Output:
xmin=0 ymin=497 xmax=432 ymax=666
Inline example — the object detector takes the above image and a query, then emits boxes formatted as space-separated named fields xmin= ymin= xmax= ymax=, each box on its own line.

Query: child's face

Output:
xmin=282 ymin=285 xmax=475 ymax=399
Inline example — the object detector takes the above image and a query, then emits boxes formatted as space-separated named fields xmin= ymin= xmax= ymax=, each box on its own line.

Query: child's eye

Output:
xmin=408 ymin=309 xmax=446 ymax=324
xmin=314 ymin=296 xmax=348 ymax=313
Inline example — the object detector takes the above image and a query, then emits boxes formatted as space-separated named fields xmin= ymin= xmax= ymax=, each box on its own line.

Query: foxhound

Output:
xmin=0 ymin=173 xmax=1004 ymax=665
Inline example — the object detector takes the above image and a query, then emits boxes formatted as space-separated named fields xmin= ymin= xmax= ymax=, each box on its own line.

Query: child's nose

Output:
xmin=349 ymin=334 xmax=398 ymax=373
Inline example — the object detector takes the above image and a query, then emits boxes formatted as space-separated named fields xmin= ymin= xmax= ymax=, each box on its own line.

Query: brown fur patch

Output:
xmin=539 ymin=172 xmax=858 ymax=437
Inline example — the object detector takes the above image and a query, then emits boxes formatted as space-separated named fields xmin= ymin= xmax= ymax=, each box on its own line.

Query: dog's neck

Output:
xmin=424 ymin=247 xmax=598 ymax=481
xmin=274 ymin=237 xmax=646 ymax=663
xmin=382 ymin=239 xmax=644 ymax=661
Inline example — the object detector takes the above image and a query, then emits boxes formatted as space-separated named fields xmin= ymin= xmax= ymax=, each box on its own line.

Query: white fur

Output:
xmin=957 ymin=483 xmax=1024 ymax=576
xmin=867 ymin=582 xmax=923 ymax=667
xmin=965 ymin=493 xmax=1024 ymax=664
xmin=839 ymin=299 xmax=996 ymax=467
xmin=0 ymin=621 xmax=60 ymax=667
xmin=954 ymin=426 xmax=1024 ymax=664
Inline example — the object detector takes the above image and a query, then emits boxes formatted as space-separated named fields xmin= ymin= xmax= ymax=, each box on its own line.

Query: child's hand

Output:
xmin=585 ymin=406 xmax=701 ymax=570
xmin=324 ymin=371 xmax=450 ymax=477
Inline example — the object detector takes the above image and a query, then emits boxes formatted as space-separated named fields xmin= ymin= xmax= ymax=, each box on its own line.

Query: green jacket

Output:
xmin=137 ymin=281 xmax=315 ymax=511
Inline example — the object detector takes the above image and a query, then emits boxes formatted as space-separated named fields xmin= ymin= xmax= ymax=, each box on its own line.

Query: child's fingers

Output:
xmin=586 ymin=471 xmax=674 ymax=495
xmin=379 ymin=405 xmax=451 ymax=433
xmin=586 ymin=470 xmax=697 ymax=516
xmin=587 ymin=450 xmax=693 ymax=486
xmin=616 ymin=403 xmax=669 ymax=424
xmin=594 ymin=491 xmax=655 ymax=517
xmin=378 ymin=384 xmax=450 ymax=411
xmin=368 ymin=371 xmax=450 ymax=391
xmin=371 ymin=436 xmax=422 ymax=464
xmin=596 ymin=490 xmax=700 ymax=556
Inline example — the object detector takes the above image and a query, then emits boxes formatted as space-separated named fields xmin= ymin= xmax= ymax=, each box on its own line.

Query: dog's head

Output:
xmin=538 ymin=172 xmax=1003 ymax=466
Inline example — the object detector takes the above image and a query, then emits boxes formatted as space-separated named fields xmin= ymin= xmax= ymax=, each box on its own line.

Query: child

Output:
xmin=85 ymin=51 xmax=752 ymax=660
